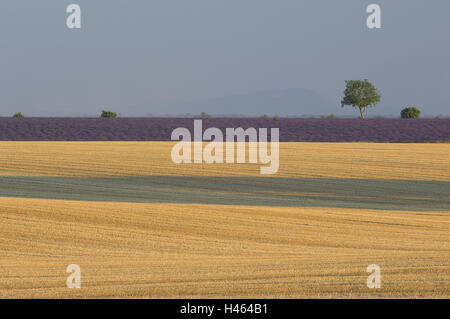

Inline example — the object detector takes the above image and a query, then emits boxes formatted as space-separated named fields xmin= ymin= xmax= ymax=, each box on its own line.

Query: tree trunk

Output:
xmin=359 ymin=107 xmax=365 ymax=119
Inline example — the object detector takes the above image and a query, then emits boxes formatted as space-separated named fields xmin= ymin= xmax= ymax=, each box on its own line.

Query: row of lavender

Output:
xmin=0 ymin=118 xmax=448 ymax=142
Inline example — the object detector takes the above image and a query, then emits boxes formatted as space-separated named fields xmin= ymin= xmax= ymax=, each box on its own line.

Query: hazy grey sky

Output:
xmin=0 ymin=0 xmax=449 ymax=116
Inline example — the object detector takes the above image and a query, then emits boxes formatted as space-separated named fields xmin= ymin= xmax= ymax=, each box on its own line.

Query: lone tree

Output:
xmin=400 ymin=106 xmax=421 ymax=119
xmin=13 ymin=112 xmax=24 ymax=118
xmin=341 ymin=80 xmax=381 ymax=119
xmin=100 ymin=110 xmax=117 ymax=118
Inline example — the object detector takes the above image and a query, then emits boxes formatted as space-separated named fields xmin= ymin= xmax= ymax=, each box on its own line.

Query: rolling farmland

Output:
xmin=0 ymin=142 xmax=449 ymax=298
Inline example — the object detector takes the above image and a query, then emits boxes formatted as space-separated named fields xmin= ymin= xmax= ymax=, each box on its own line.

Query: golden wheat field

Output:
xmin=0 ymin=142 xmax=449 ymax=298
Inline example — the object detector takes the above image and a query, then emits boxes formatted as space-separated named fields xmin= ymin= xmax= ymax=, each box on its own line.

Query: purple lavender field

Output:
xmin=0 ymin=118 xmax=449 ymax=142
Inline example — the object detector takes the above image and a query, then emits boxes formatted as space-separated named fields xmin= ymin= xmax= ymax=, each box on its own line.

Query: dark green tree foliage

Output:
xmin=341 ymin=80 xmax=381 ymax=119
xmin=100 ymin=110 xmax=117 ymax=118
xmin=13 ymin=112 xmax=24 ymax=118
xmin=198 ymin=112 xmax=211 ymax=118
xmin=401 ymin=106 xmax=421 ymax=119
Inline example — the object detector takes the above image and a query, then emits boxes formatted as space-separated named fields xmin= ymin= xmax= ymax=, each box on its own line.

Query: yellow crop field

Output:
xmin=0 ymin=141 xmax=449 ymax=181
xmin=0 ymin=197 xmax=448 ymax=298
xmin=0 ymin=141 xmax=449 ymax=298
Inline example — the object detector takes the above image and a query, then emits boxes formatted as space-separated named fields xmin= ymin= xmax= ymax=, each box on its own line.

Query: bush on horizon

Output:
xmin=13 ymin=112 xmax=24 ymax=118
xmin=100 ymin=110 xmax=117 ymax=118
xmin=198 ymin=112 xmax=211 ymax=118
xmin=401 ymin=107 xmax=421 ymax=119
xmin=320 ymin=114 xmax=337 ymax=119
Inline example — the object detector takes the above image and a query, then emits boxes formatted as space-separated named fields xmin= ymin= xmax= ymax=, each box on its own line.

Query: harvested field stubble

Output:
xmin=0 ymin=198 xmax=448 ymax=298
xmin=0 ymin=142 xmax=449 ymax=181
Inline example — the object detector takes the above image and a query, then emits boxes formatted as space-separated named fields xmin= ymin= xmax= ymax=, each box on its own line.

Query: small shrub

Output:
xmin=273 ymin=115 xmax=280 ymax=121
xmin=100 ymin=110 xmax=117 ymax=118
xmin=401 ymin=107 xmax=421 ymax=119
xmin=263 ymin=114 xmax=269 ymax=118
xmin=320 ymin=114 xmax=337 ymax=119
xmin=13 ymin=112 xmax=24 ymax=118
xmin=100 ymin=135 xmax=108 ymax=141
xmin=198 ymin=112 xmax=211 ymax=118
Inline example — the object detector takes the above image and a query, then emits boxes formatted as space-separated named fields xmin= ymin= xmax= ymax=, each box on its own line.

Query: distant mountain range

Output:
xmin=181 ymin=88 xmax=334 ymax=116
xmin=131 ymin=88 xmax=337 ymax=117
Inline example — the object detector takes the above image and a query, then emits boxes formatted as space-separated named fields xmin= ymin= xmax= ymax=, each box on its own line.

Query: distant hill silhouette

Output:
xmin=185 ymin=88 xmax=334 ymax=116
xmin=147 ymin=88 xmax=334 ymax=117
xmin=123 ymin=88 xmax=335 ymax=117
